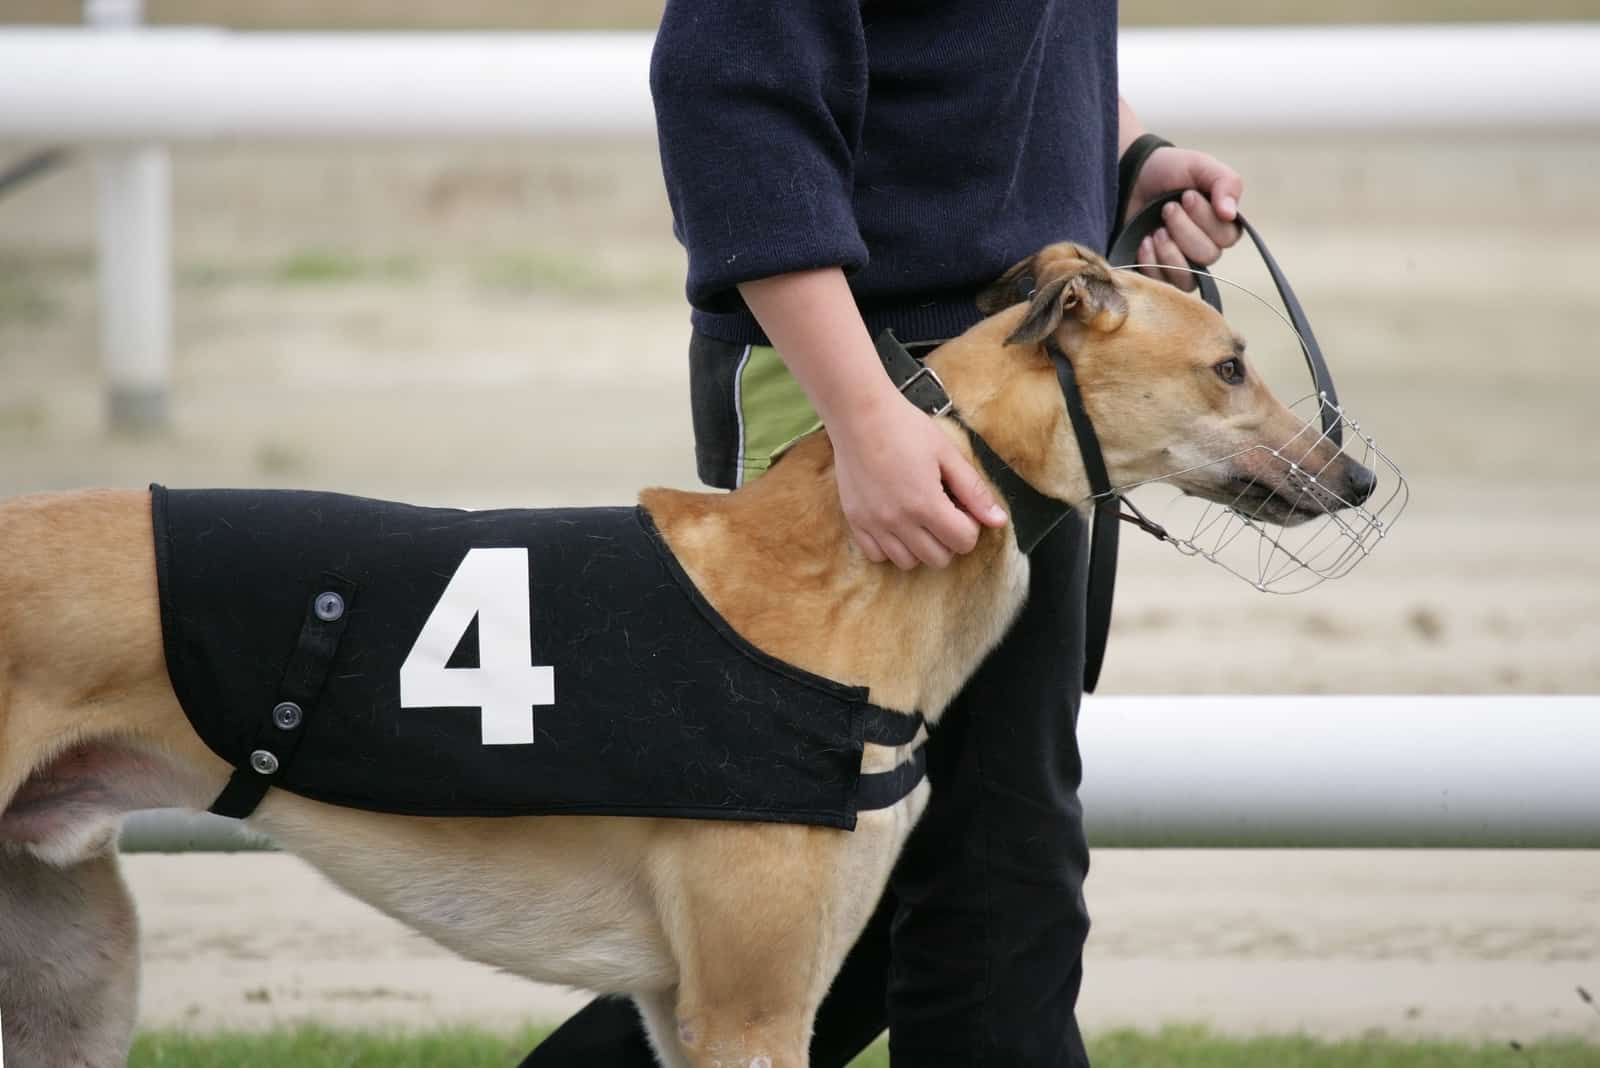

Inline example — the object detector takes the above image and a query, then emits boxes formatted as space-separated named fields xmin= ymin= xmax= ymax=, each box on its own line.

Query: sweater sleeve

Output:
xmin=650 ymin=0 xmax=870 ymax=314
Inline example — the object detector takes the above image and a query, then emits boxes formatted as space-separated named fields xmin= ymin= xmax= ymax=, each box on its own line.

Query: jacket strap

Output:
xmin=208 ymin=574 xmax=357 ymax=819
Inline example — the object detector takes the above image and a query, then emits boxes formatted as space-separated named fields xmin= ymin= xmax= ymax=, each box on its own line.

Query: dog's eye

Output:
xmin=1214 ymin=358 xmax=1245 ymax=385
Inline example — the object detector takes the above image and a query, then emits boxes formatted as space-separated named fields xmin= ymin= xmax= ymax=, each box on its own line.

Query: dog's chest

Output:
xmin=152 ymin=487 xmax=894 ymax=829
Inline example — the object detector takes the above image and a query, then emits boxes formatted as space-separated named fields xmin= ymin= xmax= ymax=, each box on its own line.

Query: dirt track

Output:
xmin=124 ymin=850 xmax=1600 ymax=1042
xmin=3 ymin=131 xmax=1598 ymax=1040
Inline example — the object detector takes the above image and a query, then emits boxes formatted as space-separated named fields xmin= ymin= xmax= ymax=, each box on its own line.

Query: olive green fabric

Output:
xmin=735 ymin=344 xmax=823 ymax=485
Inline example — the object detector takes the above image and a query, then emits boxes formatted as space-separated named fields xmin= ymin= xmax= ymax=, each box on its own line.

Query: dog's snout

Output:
xmin=1345 ymin=461 xmax=1377 ymax=506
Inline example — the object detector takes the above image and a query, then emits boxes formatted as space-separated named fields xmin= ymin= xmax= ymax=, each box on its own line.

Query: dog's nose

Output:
xmin=1345 ymin=461 xmax=1377 ymax=505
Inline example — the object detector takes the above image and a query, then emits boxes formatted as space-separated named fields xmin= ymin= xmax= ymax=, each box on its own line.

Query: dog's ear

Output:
xmin=976 ymin=257 xmax=1038 ymax=316
xmin=981 ymin=243 xmax=1129 ymax=346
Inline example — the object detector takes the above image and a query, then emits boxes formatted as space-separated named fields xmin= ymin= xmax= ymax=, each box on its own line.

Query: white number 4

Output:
xmin=399 ymin=547 xmax=554 ymax=746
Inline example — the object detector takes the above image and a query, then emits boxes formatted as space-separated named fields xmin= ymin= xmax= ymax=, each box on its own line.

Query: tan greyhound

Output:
xmin=0 ymin=244 xmax=1374 ymax=1068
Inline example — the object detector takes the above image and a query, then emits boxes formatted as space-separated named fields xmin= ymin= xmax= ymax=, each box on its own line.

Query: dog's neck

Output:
xmin=645 ymin=313 xmax=1090 ymax=720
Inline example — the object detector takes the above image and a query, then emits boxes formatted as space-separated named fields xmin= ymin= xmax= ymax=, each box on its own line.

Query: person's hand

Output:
xmin=735 ymin=265 xmax=1007 ymax=569
xmin=828 ymin=389 xmax=1008 ymax=570
xmin=1125 ymin=147 xmax=1244 ymax=291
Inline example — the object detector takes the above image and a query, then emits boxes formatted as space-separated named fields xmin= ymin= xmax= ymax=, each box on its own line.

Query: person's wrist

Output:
xmin=817 ymin=372 xmax=903 ymax=444
xmin=1115 ymin=134 xmax=1175 ymax=228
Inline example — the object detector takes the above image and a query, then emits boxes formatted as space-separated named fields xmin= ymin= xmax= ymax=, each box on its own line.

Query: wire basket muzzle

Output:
xmin=1122 ymin=391 xmax=1409 ymax=593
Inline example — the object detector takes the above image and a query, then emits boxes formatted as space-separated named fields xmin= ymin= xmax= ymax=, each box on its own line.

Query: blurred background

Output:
xmin=2 ymin=0 xmax=1597 ymax=1055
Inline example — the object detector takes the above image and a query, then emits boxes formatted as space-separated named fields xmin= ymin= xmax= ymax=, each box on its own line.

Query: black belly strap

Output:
xmin=857 ymin=705 xmax=928 ymax=812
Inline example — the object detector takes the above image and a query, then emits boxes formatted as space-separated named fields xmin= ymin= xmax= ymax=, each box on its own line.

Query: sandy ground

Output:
xmin=124 ymin=850 xmax=1600 ymax=1043
xmin=3 ymin=132 xmax=1599 ymax=1042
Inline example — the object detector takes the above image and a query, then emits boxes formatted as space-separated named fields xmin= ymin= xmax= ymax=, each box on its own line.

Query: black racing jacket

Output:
xmin=152 ymin=486 xmax=924 ymax=827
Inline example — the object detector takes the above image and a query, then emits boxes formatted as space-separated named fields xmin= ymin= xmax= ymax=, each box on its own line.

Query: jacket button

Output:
xmin=314 ymin=591 xmax=346 ymax=622
xmin=250 ymin=749 xmax=280 ymax=775
xmin=272 ymin=701 xmax=303 ymax=730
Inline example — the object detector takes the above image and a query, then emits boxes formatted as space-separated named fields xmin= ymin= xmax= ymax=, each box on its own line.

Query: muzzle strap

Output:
xmin=1047 ymin=338 xmax=1120 ymax=693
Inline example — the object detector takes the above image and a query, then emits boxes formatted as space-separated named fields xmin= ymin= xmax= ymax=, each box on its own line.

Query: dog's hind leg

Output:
xmin=0 ymin=836 xmax=140 ymax=1068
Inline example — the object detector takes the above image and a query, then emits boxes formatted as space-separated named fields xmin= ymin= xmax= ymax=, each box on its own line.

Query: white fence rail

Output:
xmin=120 ymin=696 xmax=1600 ymax=852
xmin=3 ymin=24 xmax=1598 ymax=142
xmin=2 ymin=24 xmax=1599 ymax=430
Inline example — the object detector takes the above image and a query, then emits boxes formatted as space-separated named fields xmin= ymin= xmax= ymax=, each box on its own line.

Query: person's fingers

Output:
xmin=1137 ymin=235 xmax=1167 ymax=285
xmin=875 ymin=531 xmax=919 ymax=571
xmin=903 ymin=526 xmax=953 ymax=570
xmin=1151 ymin=227 xmax=1197 ymax=291
xmin=939 ymin=450 xmax=1008 ymax=532
xmin=1194 ymin=158 xmax=1244 ymax=222
xmin=1180 ymin=189 xmax=1241 ymax=250
xmin=854 ymin=528 xmax=887 ymax=565
xmin=1162 ymin=198 xmax=1221 ymax=267
xmin=923 ymin=498 xmax=981 ymax=557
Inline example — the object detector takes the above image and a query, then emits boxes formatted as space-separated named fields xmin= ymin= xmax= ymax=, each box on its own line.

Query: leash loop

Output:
xmin=1108 ymin=190 xmax=1342 ymax=445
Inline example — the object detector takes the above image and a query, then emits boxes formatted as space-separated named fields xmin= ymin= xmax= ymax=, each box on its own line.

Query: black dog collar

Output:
xmin=873 ymin=329 xmax=1124 ymax=690
xmin=874 ymin=329 xmax=1074 ymax=556
xmin=875 ymin=184 xmax=1344 ymax=692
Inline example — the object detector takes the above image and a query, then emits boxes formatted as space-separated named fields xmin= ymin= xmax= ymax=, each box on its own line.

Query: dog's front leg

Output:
xmin=0 ymin=836 xmax=139 ymax=1068
xmin=633 ymin=988 xmax=695 ymax=1068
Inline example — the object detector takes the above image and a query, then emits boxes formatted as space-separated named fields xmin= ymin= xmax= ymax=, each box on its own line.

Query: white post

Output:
xmin=86 ymin=0 xmax=172 ymax=432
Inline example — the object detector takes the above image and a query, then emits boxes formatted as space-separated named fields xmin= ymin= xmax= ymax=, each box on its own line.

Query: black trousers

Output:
xmin=518 ymin=513 xmax=1092 ymax=1067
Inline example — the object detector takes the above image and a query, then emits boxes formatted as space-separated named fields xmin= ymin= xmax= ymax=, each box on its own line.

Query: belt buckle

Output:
xmin=898 ymin=365 xmax=954 ymax=416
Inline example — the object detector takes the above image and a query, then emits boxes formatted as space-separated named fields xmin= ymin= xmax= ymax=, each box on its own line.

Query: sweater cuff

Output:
xmin=680 ymin=181 xmax=868 ymax=313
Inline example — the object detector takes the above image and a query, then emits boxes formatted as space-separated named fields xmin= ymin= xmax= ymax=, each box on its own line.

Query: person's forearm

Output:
xmin=1117 ymin=96 xmax=1147 ymax=156
xmin=737 ymin=268 xmax=901 ymax=432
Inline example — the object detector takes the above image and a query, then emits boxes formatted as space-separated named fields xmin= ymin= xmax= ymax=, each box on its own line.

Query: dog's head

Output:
xmin=973 ymin=243 xmax=1374 ymax=525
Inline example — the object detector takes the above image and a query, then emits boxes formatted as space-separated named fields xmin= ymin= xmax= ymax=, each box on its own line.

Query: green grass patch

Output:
xmin=180 ymin=252 xmax=424 ymax=288
xmin=128 ymin=1024 xmax=1598 ymax=1067
xmin=470 ymin=250 xmax=681 ymax=300
xmin=273 ymin=251 xmax=423 ymax=285
xmin=1088 ymin=1026 xmax=1596 ymax=1066
xmin=471 ymin=250 xmax=621 ymax=297
xmin=133 ymin=1025 xmax=552 ymax=1067
xmin=0 ymin=278 xmax=60 ymax=325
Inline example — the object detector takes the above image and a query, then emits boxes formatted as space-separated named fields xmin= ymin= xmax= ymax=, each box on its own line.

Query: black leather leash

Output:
xmin=1107 ymin=188 xmax=1342 ymax=446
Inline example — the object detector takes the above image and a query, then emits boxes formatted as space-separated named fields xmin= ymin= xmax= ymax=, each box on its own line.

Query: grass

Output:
xmin=0 ymin=277 xmax=61 ymax=325
xmin=175 ymin=249 xmax=676 ymax=297
xmin=127 ymin=1025 xmax=1600 ymax=1067
xmin=179 ymin=252 xmax=424 ymax=288
xmin=471 ymin=250 xmax=616 ymax=296
xmin=132 ymin=1026 xmax=549 ymax=1067
xmin=273 ymin=251 xmax=423 ymax=285
xmin=471 ymin=250 xmax=680 ymax=300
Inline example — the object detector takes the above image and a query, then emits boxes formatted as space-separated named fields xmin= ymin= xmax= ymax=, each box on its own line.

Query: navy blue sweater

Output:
xmin=650 ymin=0 xmax=1120 ymax=346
